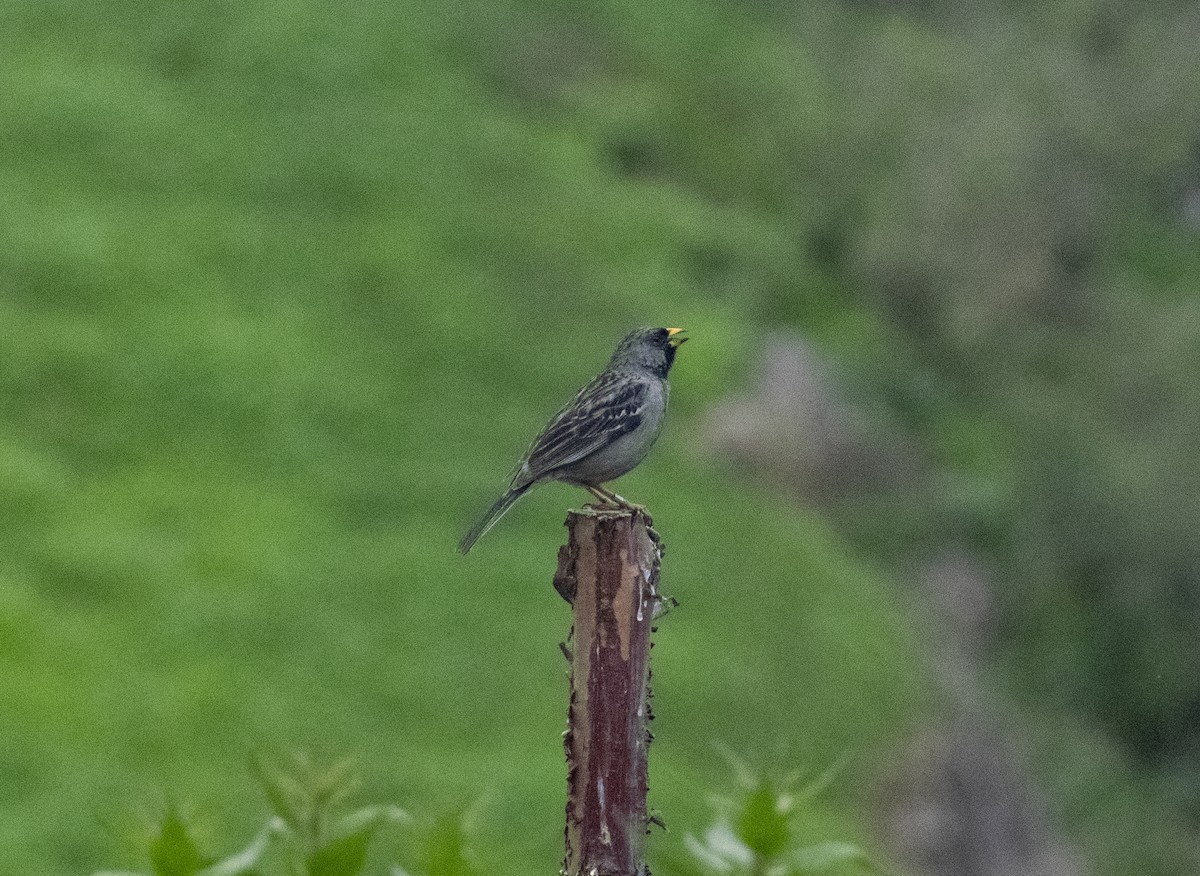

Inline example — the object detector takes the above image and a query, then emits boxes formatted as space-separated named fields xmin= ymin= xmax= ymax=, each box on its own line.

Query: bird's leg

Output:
xmin=585 ymin=484 xmax=620 ymax=508
xmin=595 ymin=484 xmax=647 ymax=514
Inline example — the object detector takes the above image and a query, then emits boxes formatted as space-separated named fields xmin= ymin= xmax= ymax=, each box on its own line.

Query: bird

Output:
xmin=458 ymin=326 xmax=689 ymax=553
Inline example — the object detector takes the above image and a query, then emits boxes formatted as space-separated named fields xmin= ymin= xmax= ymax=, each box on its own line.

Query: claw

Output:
xmin=584 ymin=484 xmax=648 ymax=516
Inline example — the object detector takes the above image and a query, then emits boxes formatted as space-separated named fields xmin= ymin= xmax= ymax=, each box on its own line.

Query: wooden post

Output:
xmin=554 ymin=508 xmax=663 ymax=876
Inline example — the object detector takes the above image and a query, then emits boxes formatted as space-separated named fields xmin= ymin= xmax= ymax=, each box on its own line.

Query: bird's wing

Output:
xmin=515 ymin=374 xmax=648 ymax=486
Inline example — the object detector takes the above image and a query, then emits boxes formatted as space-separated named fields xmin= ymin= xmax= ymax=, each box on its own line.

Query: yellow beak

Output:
xmin=666 ymin=327 xmax=689 ymax=348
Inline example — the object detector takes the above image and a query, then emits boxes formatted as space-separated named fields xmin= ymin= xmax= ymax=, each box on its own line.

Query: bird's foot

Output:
xmin=584 ymin=485 xmax=651 ymax=523
xmin=596 ymin=487 xmax=646 ymax=514
xmin=612 ymin=496 xmax=652 ymax=526
xmin=611 ymin=495 xmax=655 ymax=530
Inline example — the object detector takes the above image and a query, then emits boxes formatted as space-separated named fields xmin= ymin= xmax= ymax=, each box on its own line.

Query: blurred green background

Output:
xmin=3 ymin=0 xmax=1199 ymax=873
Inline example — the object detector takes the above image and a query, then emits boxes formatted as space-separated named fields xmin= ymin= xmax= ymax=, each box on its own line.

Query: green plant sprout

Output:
xmin=93 ymin=752 xmax=415 ymax=876
xmin=664 ymin=749 xmax=884 ymax=876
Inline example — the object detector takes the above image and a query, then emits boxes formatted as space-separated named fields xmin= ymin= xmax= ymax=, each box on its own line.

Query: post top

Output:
xmin=570 ymin=505 xmax=639 ymax=518
xmin=567 ymin=505 xmax=656 ymax=528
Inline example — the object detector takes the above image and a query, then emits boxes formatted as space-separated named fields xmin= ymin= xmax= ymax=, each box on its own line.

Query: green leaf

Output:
xmin=736 ymin=783 xmax=790 ymax=860
xmin=317 ymin=758 xmax=360 ymax=799
xmin=306 ymin=825 xmax=377 ymax=876
xmin=250 ymin=752 xmax=308 ymax=831
xmin=334 ymin=804 xmax=411 ymax=837
xmin=712 ymin=741 xmax=758 ymax=790
xmin=792 ymin=841 xmax=876 ymax=874
xmin=197 ymin=825 xmax=273 ymax=876
xmin=684 ymin=823 xmax=751 ymax=871
xmin=150 ymin=808 xmax=212 ymax=876
xmin=416 ymin=811 xmax=478 ymax=876
xmin=793 ymin=756 xmax=851 ymax=805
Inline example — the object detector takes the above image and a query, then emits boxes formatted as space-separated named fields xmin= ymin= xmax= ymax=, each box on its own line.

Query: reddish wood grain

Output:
xmin=556 ymin=509 xmax=662 ymax=876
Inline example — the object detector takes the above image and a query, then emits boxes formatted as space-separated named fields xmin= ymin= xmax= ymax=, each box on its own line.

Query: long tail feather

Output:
xmin=458 ymin=484 xmax=531 ymax=554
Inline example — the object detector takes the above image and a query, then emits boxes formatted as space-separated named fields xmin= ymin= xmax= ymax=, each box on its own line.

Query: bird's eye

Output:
xmin=657 ymin=328 xmax=669 ymax=341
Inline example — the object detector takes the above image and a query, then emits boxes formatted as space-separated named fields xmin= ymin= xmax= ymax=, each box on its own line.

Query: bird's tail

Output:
xmin=458 ymin=484 xmax=531 ymax=554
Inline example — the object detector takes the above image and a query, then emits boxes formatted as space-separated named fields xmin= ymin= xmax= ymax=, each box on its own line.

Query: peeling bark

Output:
xmin=556 ymin=508 xmax=662 ymax=876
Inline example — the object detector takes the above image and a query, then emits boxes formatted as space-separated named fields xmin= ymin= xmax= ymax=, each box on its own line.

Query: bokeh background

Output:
xmin=3 ymin=1 xmax=1199 ymax=873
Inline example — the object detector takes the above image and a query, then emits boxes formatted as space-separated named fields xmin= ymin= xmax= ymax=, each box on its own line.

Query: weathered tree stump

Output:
xmin=554 ymin=508 xmax=663 ymax=876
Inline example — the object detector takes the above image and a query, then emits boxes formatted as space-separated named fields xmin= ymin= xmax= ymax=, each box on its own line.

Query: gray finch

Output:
xmin=459 ymin=326 xmax=688 ymax=553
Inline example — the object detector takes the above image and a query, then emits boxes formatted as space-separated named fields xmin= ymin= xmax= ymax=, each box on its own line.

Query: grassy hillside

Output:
xmin=0 ymin=2 xmax=924 ymax=872
xmin=7 ymin=1 xmax=1199 ymax=873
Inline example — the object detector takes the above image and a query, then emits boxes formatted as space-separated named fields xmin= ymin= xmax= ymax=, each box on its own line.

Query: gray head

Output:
xmin=607 ymin=326 xmax=689 ymax=378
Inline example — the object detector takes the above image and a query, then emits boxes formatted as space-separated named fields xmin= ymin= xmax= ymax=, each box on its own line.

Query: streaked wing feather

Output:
xmin=518 ymin=376 xmax=647 ymax=483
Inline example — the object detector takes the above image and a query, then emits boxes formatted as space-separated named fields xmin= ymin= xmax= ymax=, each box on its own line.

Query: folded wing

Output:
xmin=514 ymin=375 xmax=647 ymax=487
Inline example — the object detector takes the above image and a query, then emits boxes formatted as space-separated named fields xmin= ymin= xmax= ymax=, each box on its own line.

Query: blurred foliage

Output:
xmin=96 ymin=754 xmax=414 ymax=876
xmin=393 ymin=810 xmax=480 ymax=876
xmin=97 ymin=753 xmax=873 ymax=876
xmin=2 ymin=0 xmax=1199 ymax=873
xmin=655 ymin=752 xmax=879 ymax=876
xmin=768 ymin=0 xmax=1200 ymax=823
